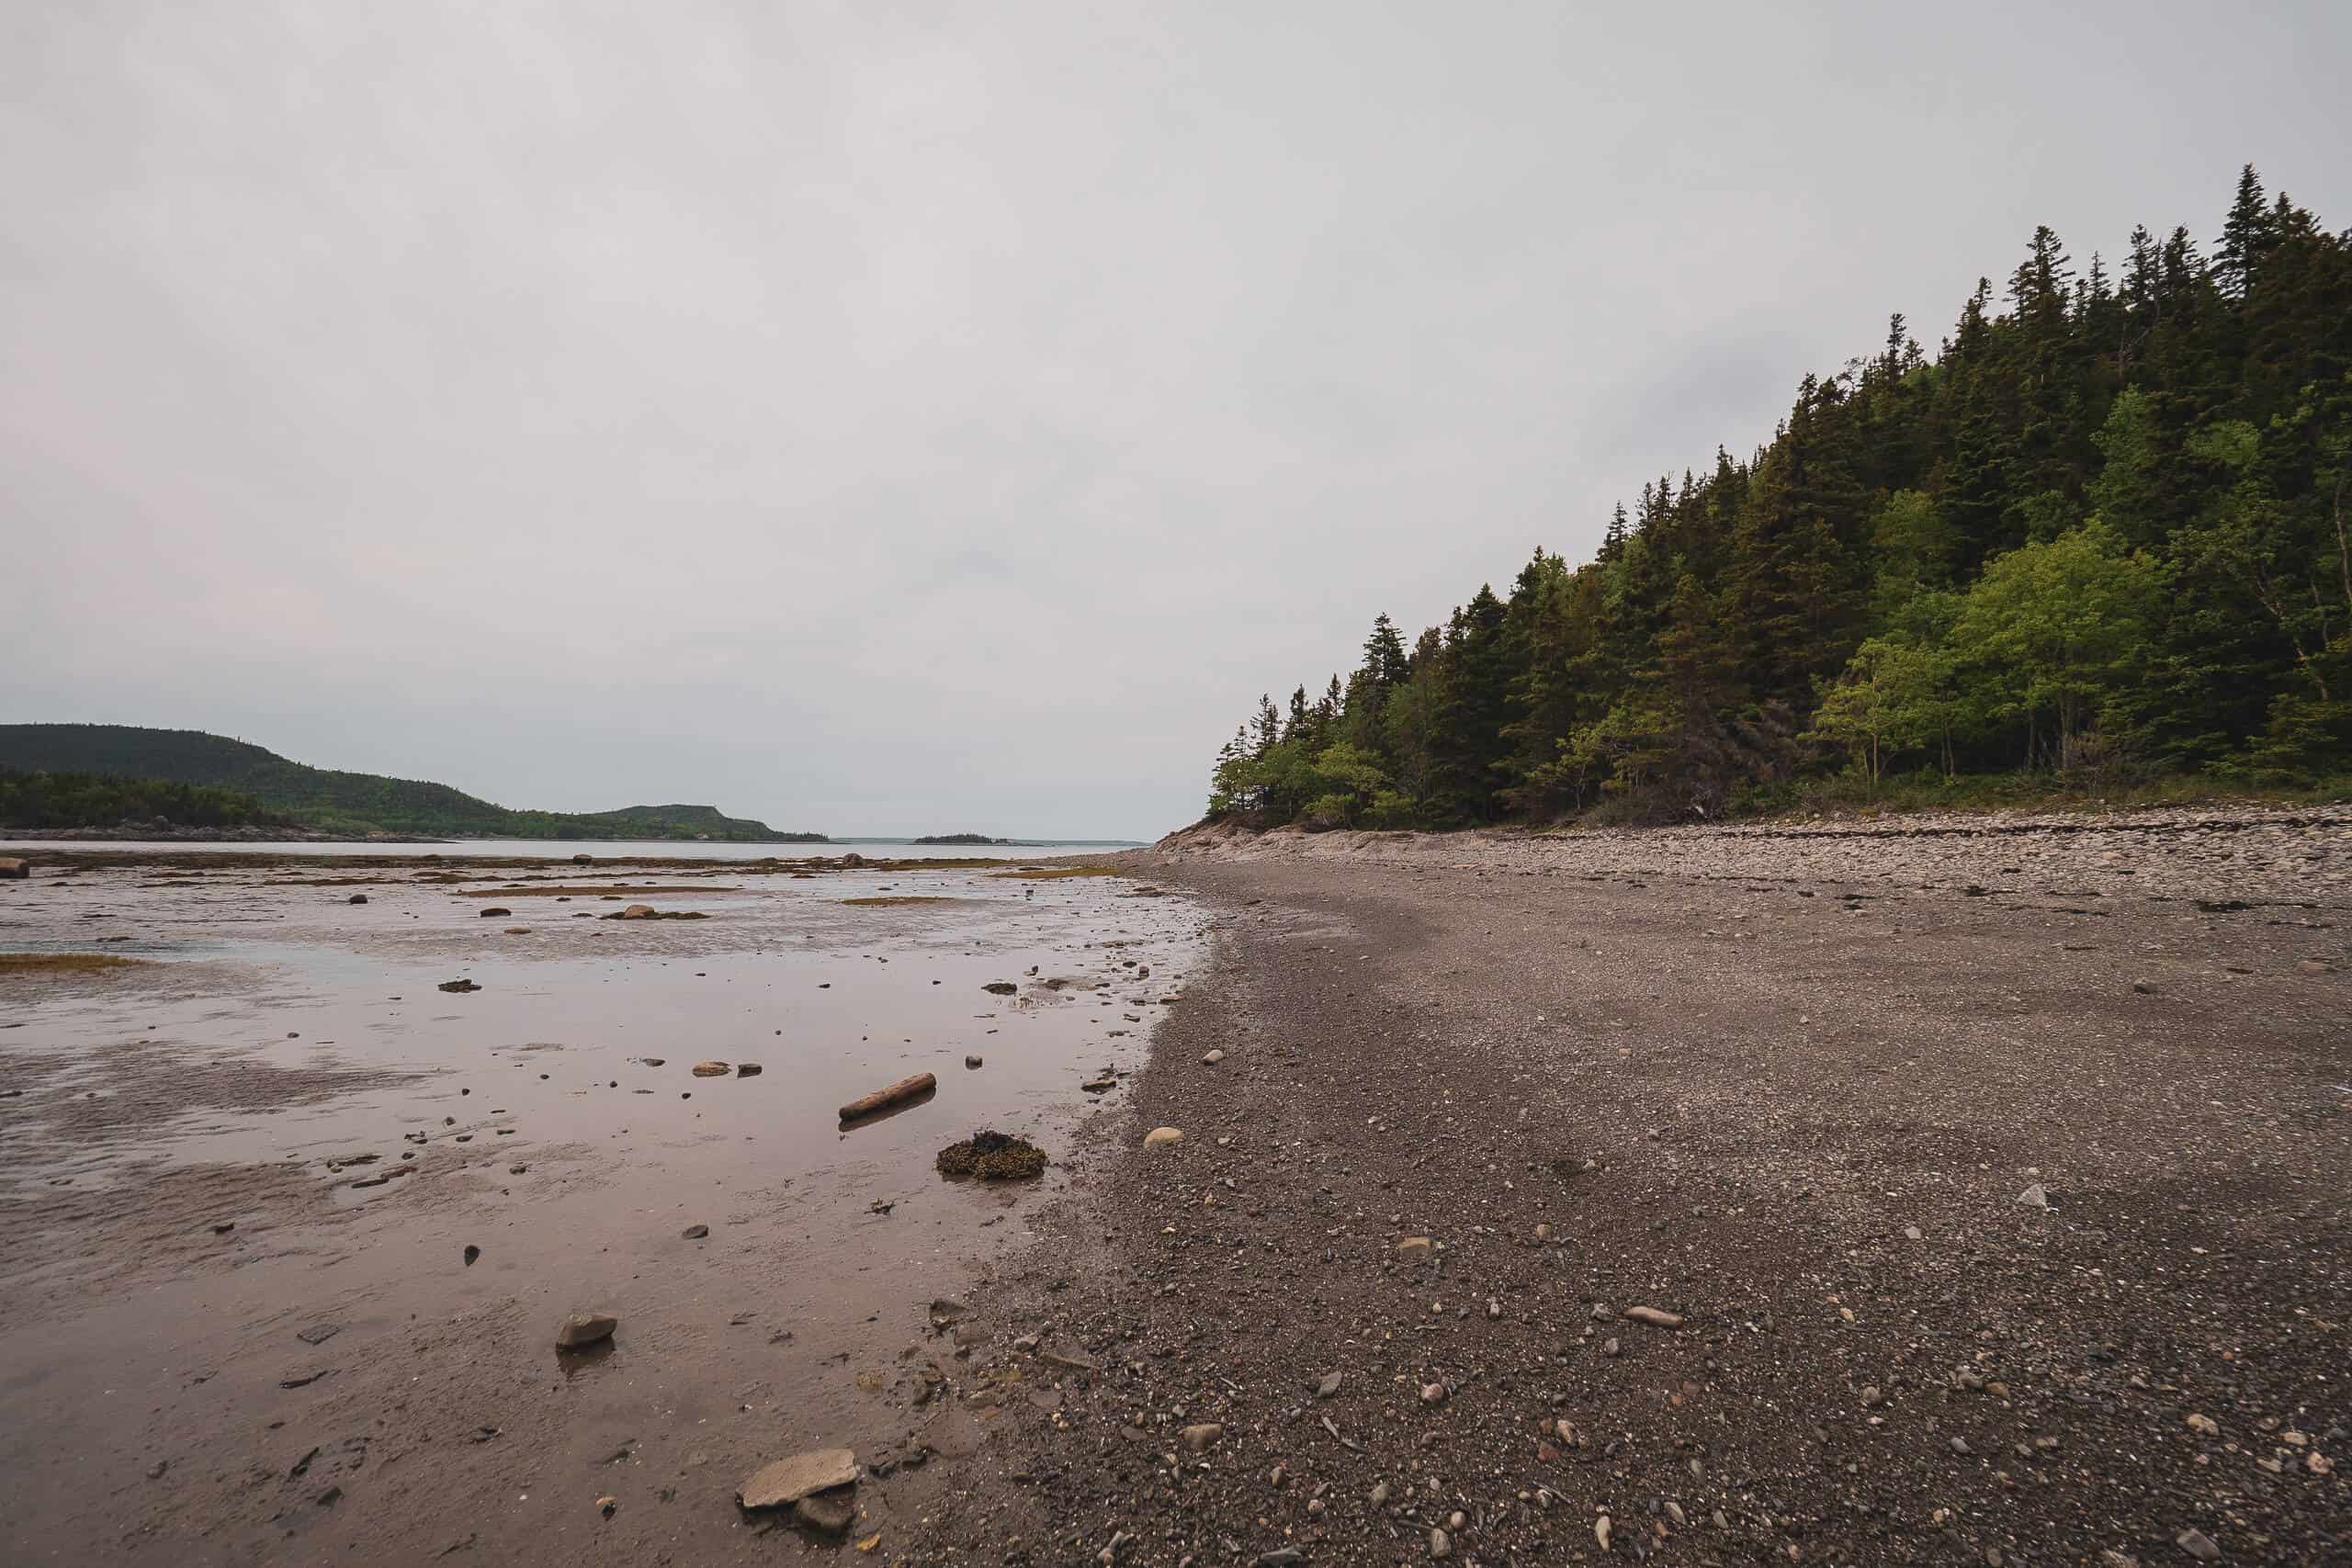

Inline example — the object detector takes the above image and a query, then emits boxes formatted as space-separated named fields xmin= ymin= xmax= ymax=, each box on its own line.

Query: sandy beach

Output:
xmin=888 ymin=807 xmax=2350 ymax=1568
xmin=4 ymin=808 xmax=2348 ymax=1565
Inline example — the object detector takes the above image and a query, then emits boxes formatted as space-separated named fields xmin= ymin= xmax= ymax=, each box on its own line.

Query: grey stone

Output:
xmin=556 ymin=1311 xmax=617 ymax=1349
xmin=792 ymin=1486 xmax=856 ymax=1533
xmin=739 ymin=1449 xmax=860 ymax=1509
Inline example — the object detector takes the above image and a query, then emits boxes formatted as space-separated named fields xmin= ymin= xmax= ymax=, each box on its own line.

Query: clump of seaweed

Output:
xmin=989 ymin=865 xmax=1122 ymax=880
xmin=0 ymin=953 xmax=147 ymax=972
xmin=935 ymin=1130 xmax=1047 ymax=1180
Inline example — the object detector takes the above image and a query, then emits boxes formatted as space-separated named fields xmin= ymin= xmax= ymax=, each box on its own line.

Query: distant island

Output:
xmin=0 ymin=725 xmax=830 ymax=843
xmin=913 ymin=832 xmax=1012 ymax=845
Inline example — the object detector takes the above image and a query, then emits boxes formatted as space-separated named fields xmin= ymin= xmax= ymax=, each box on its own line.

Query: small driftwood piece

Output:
xmin=838 ymin=1072 xmax=937 ymax=1122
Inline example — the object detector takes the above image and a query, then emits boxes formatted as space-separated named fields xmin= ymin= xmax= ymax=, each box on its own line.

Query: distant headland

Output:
xmin=0 ymin=724 xmax=829 ymax=843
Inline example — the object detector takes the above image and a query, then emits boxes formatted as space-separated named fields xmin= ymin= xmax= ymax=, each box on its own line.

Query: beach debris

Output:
xmin=2017 ymin=1183 xmax=2050 ymax=1208
xmin=437 ymin=978 xmax=481 ymax=993
xmin=839 ymin=1072 xmax=937 ymax=1122
xmin=736 ymin=1062 xmax=763 ymax=1077
xmin=1082 ymin=1076 xmax=1117 ymax=1093
xmin=0 ymin=857 xmax=28 ymax=880
xmin=1396 ymin=1235 xmax=1432 ymax=1257
xmin=556 ymin=1311 xmax=618 ymax=1349
xmin=1623 ymin=1305 xmax=1684 ymax=1327
xmin=691 ymin=1061 xmax=731 ymax=1077
xmin=595 ymin=1495 xmax=616 ymax=1517
xmin=1179 ymin=1423 xmax=1223 ymax=1452
xmin=965 ymin=1055 xmax=983 ymax=1068
xmin=936 ymin=1130 xmax=1046 ymax=1179
xmin=478 ymin=907 xmax=511 ymax=918
xmin=738 ymin=1449 xmax=859 ymax=1510
xmin=347 ymin=894 xmax=367 ymax=905
xmin=982 ymin=981 xmax=1019 ymax=996
xmin=296 ymin=1323 xmax=342 ymax=1347
xmin=1144 ymin=1127 xmax=1184 ymax=1148
xmin=682 ymin=1224 xmax=709 ymax=1240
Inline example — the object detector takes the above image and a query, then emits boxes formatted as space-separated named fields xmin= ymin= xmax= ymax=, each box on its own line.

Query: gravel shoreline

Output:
xmin=898 ymin=813 xmax=2350 ymax=1567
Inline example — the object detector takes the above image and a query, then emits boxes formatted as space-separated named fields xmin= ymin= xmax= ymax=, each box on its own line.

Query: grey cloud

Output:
xmin=6 ymin=1 xmax=2347 ymax=837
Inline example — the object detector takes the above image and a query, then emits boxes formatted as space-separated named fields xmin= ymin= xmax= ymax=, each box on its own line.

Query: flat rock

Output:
xmin=2017 ymin=1183 xmax=2049 ymax=1208
xmin=1179 ymin=1423 xmax=1223 ymax=1452
xmin=1144 ymin=1127 xmax=1183 ymax=1147
xmin=740 ymin=1449 xmax=860 ymax=1509
xmin=556 ymin=1311 xmax=617 ymax=1349
xmin=692 ymin=1061 xmax=731 ymax=1077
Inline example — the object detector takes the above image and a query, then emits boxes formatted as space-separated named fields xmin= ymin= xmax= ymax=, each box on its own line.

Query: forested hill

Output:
xmin=0 ymin=725 xmax=827 ymax=841
xmin=1210 ymin=165 xmax=2352 ymax=829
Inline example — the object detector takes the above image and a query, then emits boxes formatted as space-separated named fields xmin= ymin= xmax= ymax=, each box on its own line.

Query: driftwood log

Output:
xmin=838 ymin=1072 xmax=936 ymax=1122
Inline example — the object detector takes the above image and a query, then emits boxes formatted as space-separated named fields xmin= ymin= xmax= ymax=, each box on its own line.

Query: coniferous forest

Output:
xmin=1207 ymin=167 xmax=2352 ymax=829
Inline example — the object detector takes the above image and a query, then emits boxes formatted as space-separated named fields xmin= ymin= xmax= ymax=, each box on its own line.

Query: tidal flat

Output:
xmin=0 ymin=850 xmax=1200 ymax=1565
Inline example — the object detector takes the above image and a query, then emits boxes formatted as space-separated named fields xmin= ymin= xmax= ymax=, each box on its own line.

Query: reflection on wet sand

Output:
xmin=0 ymin=850 xmax=1198 ymax=1566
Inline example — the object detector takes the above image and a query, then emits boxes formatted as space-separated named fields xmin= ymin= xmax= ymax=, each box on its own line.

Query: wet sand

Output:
xmin=0 ymin=852 xmax=1201 ymax=1564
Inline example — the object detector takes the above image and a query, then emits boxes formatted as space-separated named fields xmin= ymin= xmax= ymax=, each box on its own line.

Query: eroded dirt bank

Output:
xmin=896 ymin=815 xmax=2351 ymax=1567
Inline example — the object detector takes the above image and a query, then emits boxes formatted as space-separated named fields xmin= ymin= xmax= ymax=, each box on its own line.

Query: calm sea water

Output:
xmin=0 ymin=836 xmax=1146 ymax=861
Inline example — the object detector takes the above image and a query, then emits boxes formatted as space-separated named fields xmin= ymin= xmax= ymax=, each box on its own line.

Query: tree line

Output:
xmin=1210 ymin=165 xmax=2352 ymax=828
xmin=0 ymin=768 xmax=290 ymax=830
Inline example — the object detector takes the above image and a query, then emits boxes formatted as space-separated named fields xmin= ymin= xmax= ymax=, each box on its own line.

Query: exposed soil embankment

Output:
xmin=898 ymin=813 xmax=2351 ymax=1567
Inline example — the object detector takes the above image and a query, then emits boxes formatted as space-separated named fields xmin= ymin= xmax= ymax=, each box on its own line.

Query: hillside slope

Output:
xmin=0 ymin=725 xmax=824 ymax=841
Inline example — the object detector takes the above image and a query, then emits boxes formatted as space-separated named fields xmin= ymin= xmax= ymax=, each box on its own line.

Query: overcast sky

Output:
xmin=6 ymin=3 xmax=2347 ymax=839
